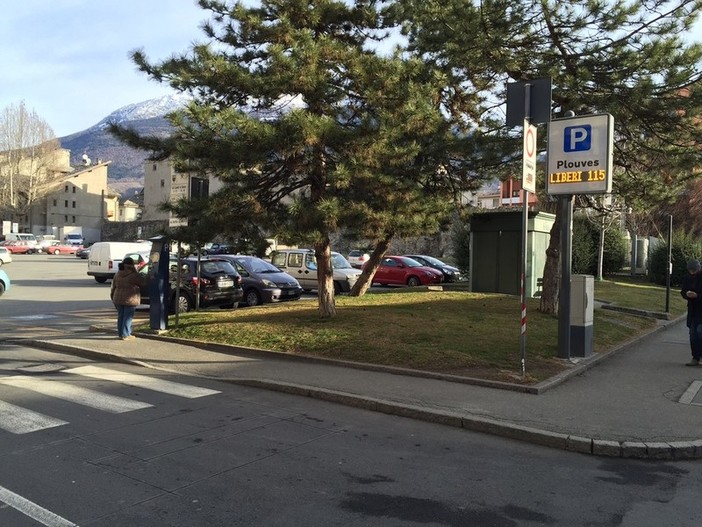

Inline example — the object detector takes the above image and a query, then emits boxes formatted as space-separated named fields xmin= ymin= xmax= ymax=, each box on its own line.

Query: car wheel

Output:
xmin=407 ymin=276 xmax=421 ymax=287
xmin=245 ymin=289 xmax=262 ymax=307
xmin=333 ymin=281 xmax=342 ymax=295
xmin=0 ymin=282 xmax=5 ymax=296
xmin=175 ymin=293 xmax=192 ymax=313
xmin=95 ymin=277 xmax=107 ymax=283
xmin=53 ymin=249 xmax=60 ymax=255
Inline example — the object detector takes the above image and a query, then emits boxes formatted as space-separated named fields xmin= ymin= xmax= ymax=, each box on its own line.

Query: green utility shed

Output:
xmin=470 ymin=210 xmax=555 ymax=297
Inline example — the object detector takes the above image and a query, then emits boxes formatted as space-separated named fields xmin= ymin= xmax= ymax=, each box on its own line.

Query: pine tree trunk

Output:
xmin=314 ymin=238 xmax=336 ymax=318
xmin=539 ymin=207 xmax=561 ymax=314
xmin=349 ymin=236 xmax=393 ymax=297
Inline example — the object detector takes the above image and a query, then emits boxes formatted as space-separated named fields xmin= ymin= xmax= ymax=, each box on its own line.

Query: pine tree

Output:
xmin=397 ymin=0 xmax=702 ymax=313
xmin=114 ymin=0 xmax=494 ymax=317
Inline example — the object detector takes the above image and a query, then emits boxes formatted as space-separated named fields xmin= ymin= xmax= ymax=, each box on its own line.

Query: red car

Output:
xmin=367 ymin=256 xmax=443 ymax=287
xmin=45 ymin=241 xmax=80 ymax=255
xmin=1 ymin=240 xmax=38 ymax=254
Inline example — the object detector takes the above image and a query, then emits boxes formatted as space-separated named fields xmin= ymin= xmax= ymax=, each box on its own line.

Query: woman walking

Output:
xmin=110 ymin=257 xmax=148 ymax=340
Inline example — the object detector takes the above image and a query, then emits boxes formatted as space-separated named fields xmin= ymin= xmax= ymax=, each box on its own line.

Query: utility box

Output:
xmin=470 ymin=210 xmax=555 ymax=297
xmin=570 ymin=274 xmax=594 ymax=357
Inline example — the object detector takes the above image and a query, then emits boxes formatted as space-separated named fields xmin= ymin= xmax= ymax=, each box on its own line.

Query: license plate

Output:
xmin=219 ymin=279 xmax=234 ymax=288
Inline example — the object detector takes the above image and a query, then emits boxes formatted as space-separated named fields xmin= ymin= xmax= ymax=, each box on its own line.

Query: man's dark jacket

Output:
xmin=681 ymin=271 xmax=702 ymax=327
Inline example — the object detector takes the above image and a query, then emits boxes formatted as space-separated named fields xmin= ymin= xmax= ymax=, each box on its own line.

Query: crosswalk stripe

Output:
xmin=0 ymin=375 xmax=153 ymax=413
xmin=63 ymin=366 xmax=221 ymax=399
xmin=0 ymin=400 xmax=68 ymax=434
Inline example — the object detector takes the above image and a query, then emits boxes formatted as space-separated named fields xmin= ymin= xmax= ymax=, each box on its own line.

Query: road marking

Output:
xmin=679 ymin=380 xmax=702 ymax=405
xmin=0 ymin=484 xmax=78 ymax=527
xmin=0 ymin=376 xmax=152 ymax=413
xmin=64 ymin=365 xmax=221 ymax=398
xmin=0 ymin=400 xmax=67 ymax=434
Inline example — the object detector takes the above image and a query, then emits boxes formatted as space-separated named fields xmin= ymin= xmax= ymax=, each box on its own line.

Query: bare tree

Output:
xmin=0 ymin=101 xmax=63 ymax=225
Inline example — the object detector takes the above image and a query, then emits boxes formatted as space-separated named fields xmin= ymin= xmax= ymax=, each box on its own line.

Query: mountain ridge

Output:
xmin=58 ymin=95 xmax=185 ymax=197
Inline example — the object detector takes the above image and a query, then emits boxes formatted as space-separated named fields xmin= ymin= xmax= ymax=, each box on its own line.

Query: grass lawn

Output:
xmin=148 ymin=276 xmax=686 ymax=385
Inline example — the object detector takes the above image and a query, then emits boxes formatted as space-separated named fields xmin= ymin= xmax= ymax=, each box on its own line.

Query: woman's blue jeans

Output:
xmin=116 ymin=305 xmax=136 ymax=338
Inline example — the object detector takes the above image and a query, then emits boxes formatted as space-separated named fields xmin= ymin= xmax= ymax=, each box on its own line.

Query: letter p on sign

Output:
xmin=564 ymin=125 xmax=591 ymax=152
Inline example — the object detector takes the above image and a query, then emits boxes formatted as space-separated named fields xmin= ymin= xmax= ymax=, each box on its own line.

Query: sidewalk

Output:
xmin=27 ymin=317 xmax=702 ymax=461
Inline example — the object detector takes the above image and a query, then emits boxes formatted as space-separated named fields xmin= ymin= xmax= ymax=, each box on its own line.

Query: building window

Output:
xmin=52 ymin=199 xmax=57 ymax=207
xmin=153 ymin=164 xmax=158 ymax=171
xmin=190 ymin=177 xmax=209 ymax=198
xmin=64 ymin=215 xmax=68 ymax=222
xmin=160 ymin=179 xmax=165 ymax=188
xmin=72 ymin=187 xmax=76 ymax=193
xmin=72 ymin=201 xmax=76 ymax=208
xmin=64 ymin=200 xmax=68 ymax=207
xmin=64 ymin=185 xmax=68 ymax=192
xmin=72 ymin=216 xmax=76 ymax=223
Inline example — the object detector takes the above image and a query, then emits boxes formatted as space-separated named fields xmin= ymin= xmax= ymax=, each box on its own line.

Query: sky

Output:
xmin=2 ymin=2 xmax=702 ymax=138
xmin=1 ymin=1 xmax=207 ymax=137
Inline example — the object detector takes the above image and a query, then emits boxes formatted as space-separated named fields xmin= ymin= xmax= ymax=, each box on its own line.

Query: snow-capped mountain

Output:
xmin=90 ymin=93 xmax=190 ymax=131
xmin=58 ymin=94 xmax=187 ymax=197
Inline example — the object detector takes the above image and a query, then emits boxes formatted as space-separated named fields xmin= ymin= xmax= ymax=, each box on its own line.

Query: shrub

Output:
xmin=649 ymin=230 xmax=702 ymax=286
xmin=572 ymin=215 xmax=627 ymax=276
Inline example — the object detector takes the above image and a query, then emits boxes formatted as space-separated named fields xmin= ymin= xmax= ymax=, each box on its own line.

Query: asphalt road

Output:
xmin=1 ymin=257 xmax=701 ymax=526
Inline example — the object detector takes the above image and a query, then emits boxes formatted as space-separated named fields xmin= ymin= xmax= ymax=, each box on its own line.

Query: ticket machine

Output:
xmin=148 ymin=235 xmax=170 ymax=330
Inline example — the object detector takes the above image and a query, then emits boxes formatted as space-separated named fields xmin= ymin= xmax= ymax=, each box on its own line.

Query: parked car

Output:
xmin=216 ymin=255 xmax=303 ymax=306
xmin=201 ymin=243 xmax=235 ymax=256
xmin=270 ymin=248 xmax=362 ymax=294
xmin=403 ymin=254 xmax=462 ymax=283
xmin=141 ymin=256 xmax=244 ymax=313
xmin=0 ymin=247 xmax=12 ymax=266
xmin=76 ymin=246 xmax=91 ymax=259
xmin=45 ymin=241 xmax=81 ymax=255
xmin=1 ymin=240 xmax=38 ymax=254
xmin=0 ymin=269 xmax=10 ymax=296
xmin=347 ymin=249 xmax=370 ymax=269
xmin=367 ymin=256 xmax=443 ymax=287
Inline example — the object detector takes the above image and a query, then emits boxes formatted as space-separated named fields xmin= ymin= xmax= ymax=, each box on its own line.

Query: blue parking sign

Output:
xmin=547 ymin=114 xmax=613 ymax=195
xmin=564 ymin=125 xmax=592 ymax=152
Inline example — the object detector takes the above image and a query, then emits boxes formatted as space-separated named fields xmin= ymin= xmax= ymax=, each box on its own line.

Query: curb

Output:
xmin=26 ymin=336 xmax=702 ymax=461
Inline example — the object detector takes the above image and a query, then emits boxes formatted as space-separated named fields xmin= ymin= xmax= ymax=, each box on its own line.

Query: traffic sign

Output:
xmin=546 ymin=114 xmax=614 ymax=195
xmin=522 ymin=120 xmax=537 ymax=192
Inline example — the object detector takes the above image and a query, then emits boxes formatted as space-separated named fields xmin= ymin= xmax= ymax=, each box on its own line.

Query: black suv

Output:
xmin=140 ymin=256 xmax=243 ymax=313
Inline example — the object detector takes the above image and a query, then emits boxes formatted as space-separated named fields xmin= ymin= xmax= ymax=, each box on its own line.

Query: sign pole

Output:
xmin=520 ymin=84 xmax=532 ymax=378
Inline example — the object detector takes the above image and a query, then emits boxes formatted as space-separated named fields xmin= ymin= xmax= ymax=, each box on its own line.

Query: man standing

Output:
xmin=681 ymin=259 xmax=702 ymax=367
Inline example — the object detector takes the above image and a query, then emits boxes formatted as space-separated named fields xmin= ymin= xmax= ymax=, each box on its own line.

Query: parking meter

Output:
xmin=148 ymin=235 xmax=170 ymax=330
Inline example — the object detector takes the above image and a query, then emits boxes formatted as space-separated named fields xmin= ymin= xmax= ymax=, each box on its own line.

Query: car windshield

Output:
xmin=247 ymin=258 xmax=281 ymax=274
xmin=331 ymin=253 xmax=353 ymax=269
xmin=202 ymin=260 xmax=237 ymax=274
xmin=417 ymin=255 xmax=445 ymax=267
xmin=399 ymin=257 xmax=423 ymax=267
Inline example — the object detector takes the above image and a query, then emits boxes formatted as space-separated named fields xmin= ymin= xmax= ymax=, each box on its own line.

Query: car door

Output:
xmin=384 ymin=258 xmax=406 ymax=285
xmin=373 ymin=258 xmax=394 ymax=284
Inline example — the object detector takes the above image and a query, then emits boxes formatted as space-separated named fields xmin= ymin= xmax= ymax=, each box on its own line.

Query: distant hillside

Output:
xmin=58 ymin=95 xmax=185 ymax=197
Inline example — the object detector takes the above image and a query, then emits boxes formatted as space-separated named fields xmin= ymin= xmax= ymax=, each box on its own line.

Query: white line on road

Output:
xmin=63 ymin=365 xmax=221 ymax=398
xmin=0 ymin=400 xmax=67 ymax=434
xmin=0 ymin=375 xmax=153 ymax=413
xmin=679 ymin=380 xmax=702 ymax=405
xmin=0 ymin=484 xmax=78 ymax=527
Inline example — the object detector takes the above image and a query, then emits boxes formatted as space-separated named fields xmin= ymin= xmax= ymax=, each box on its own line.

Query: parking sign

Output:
xmin=547 ymin=114 xmax=613 ymax=195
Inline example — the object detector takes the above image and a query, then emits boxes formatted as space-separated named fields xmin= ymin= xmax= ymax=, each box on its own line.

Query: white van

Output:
xmin=270 ymin=248 xmax=362 ymax=293
xmin=87 ymin=241 xmax=152 ymax=283
xmin=4 ymin=233 xmax=38 ymax=246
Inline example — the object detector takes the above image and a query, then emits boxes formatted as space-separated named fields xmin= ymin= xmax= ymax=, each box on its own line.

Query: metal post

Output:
xmin=665 ymin=215 xmax=673 ymax=313
xmin=557 ymin=195 xmax=573 ymax=359
xmin=520 ymin=84 xmax=532 ymax=377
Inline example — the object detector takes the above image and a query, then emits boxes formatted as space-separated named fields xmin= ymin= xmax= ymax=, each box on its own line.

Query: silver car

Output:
xmin=217 ymin=255 xmax=303 ymax=306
